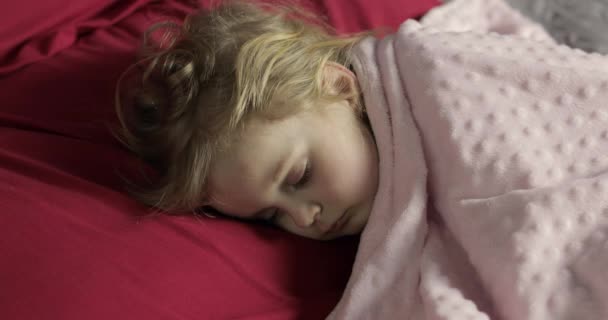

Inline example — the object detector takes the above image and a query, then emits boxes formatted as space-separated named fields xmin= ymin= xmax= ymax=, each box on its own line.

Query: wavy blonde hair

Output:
xmin=114 ymin=0 xmax=371 ymax=214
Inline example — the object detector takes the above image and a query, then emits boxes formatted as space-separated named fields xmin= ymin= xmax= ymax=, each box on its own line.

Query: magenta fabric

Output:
xmin=322 ymin=0 xmax=440 ymax=33
xmin=0 ymin=0 xmax=439 ymax=319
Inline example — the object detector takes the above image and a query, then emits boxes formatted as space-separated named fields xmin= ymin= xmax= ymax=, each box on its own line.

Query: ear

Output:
xmin=322 ymin=62 xmax=359 ymax=103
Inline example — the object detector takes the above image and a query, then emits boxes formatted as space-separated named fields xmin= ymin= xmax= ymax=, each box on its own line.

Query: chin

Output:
xmin=344 ymin=222 xmax=365 ymax=237
xmin=349 ymin=206 xmax=370 ymax=234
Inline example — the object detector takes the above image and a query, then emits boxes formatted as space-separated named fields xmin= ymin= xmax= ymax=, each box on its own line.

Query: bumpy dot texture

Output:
xmin=329 ymin=1 xmax=608 ymax=319
xmin=402 ymin=31 xmax=608 ymax=201
xmin=398 ymin=4 xmax=608 ymax=320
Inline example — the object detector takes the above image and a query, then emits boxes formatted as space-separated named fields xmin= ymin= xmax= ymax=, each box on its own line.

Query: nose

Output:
xmin=285 ymin=201 xmax=322 ymax=228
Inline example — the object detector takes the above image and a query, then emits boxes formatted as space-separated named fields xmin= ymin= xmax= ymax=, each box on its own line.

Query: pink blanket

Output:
xmin=329 ymin=0 xmax=608 ymax=319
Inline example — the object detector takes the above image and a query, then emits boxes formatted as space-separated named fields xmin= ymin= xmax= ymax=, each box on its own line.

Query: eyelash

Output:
xmin=292 ymin=161 xmax=312 ymax=189
xmin=268 ymin=208 xmax=279 ymax=223
xmin=267 ymin=162 xmax=312 ymax=224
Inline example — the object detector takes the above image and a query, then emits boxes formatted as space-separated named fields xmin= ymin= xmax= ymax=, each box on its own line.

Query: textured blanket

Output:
xmin=328 ymin=0 xmax=608 ymax=319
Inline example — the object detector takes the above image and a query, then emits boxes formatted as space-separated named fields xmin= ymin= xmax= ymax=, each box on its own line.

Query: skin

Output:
xmin=207 ymin=64 xmax=379 ymax=240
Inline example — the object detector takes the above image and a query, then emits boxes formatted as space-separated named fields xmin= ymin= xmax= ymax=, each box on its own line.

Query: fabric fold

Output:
xmin=330 ymin=0 xmax=608 ymax=319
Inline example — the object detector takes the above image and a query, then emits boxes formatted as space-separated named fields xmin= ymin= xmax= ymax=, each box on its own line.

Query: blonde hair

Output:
xmin=114 ymin=0 xmax=370 ymax=214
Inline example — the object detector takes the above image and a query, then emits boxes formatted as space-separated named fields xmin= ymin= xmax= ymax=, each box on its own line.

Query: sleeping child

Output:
xmin=115 ymin=0 xmax=378 ymax=241
xmin=115 ymin=0 xmax=608 ymax=319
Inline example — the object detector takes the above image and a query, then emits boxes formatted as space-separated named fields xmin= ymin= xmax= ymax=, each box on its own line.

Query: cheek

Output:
xmin=310 ymin=106 xmax=378 ymax=206
xmin=316 ymin=138 xmax=375 ymax=202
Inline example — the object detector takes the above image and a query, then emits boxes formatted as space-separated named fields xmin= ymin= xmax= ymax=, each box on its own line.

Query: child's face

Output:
xmin=208 ymin=100 xmax=378 ymax=240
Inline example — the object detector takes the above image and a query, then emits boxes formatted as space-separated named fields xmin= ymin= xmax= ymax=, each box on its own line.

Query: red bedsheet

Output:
xmin=0 ymin=0 xmax=439 ymax=319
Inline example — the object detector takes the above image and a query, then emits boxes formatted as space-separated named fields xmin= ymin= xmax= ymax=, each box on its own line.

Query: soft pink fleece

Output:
xmin=328 ymin=0 xmax=608 ymax=319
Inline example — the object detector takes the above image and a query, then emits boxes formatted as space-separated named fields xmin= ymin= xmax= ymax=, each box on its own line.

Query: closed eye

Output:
xmin=292 ymin=161 xmax=312 ymax=189
xmin=256 ymin=207 xmax=279 ymax=224
xmin=267 ymin=207 xmax=279 ymax=223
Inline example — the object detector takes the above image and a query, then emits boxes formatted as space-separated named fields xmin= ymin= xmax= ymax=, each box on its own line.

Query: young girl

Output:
xmin=116 ymin=0 xmax=608 ymax=319
xmin=115 ymin=0 xmax=379 ymax=241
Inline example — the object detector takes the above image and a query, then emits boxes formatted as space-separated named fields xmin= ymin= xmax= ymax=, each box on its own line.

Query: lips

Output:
xmin=324 ymin=210 xmax=349 ymax=235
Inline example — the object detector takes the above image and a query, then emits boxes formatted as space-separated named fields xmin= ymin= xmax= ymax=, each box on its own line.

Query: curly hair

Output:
xmin=114 ymin=0 xmax=370 ymax=213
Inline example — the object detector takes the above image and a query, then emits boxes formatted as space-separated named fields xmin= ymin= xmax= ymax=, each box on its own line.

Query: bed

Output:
xmin=0 ymin=0 xmax=439 ymax=319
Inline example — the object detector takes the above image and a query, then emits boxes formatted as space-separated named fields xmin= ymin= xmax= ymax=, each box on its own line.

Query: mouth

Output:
xmin=323 ymin=210 xmax=350 ymax=235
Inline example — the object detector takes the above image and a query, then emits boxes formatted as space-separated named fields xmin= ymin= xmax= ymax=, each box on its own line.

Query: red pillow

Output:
xmin=0 ymin=0 xmax=439 ymax=319
xmin=0 ymin=0 xmax=157 ymax=74
xmin=320 ymin=0 xmax=439 ymax=33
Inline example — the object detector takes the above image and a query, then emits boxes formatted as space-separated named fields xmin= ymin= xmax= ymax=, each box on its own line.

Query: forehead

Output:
xmin=224 ymin=118 xmax=293 ymax=169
